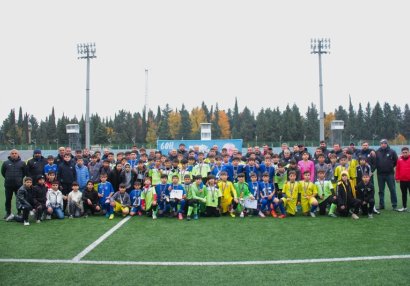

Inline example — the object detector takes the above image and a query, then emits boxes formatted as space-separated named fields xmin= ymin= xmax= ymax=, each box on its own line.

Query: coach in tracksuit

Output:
xmin=1 ymin=149 xmax=27 ymax=218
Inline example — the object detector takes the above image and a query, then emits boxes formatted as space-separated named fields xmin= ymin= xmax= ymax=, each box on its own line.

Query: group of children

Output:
xmin=6 ymin=149 xmax=377 ymax=225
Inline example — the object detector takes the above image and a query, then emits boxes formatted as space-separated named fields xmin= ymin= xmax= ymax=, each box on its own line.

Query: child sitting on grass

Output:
xmin=82 ymin=180 xmax=101 ymax=217
xmin=46 ymin=181 xmax=65 ymax=220
xmin=110 ymin=183 xmax=131 ymax=218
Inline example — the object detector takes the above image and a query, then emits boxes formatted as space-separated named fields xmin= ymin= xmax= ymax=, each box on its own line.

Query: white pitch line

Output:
xmin=0 ymin=254 xmax=409 ymax=266
xmin=72 ymin=216 xmax=131 ymax=262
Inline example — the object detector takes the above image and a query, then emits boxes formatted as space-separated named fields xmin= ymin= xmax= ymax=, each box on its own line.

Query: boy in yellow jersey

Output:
xmin=333 ymin=155 xmax=350 ymax=182
xmin=280 ymin=171 xmax=300 ymax=216
xmin=345 ymin=149 xmax=358 ymax=191
xmin=299 ymin=171 xmax=319 ymax=217
xmin=218 ymin=171 xmax=238 ymax=217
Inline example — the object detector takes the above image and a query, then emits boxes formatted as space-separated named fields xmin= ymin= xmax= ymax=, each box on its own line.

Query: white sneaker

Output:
xmin=373 ymin=207 xmax=380 ymax=215
xmin=310 ymin=212 xmax=316 ymax=218
xmin=24 ymin=221 xmax=30 ymax=226
xmin=46 ymin=215 xmax=51 ymax=220
xmin=396 ymin=207 xmax=407 ymax=212
xmin=368 ymin=214 xmax=373 ymax=219
xmin=240 ymin=212 xmax=244 ymax=218
xmin=5 ymin=213 xmax=15 ymax=222
xmin=351 ymin=213 xmax=359 ymax=220
xmin=152 ymin=213 xmax=157 ymax=220
xmin=258 ymin=211 xmax=266 ymax=218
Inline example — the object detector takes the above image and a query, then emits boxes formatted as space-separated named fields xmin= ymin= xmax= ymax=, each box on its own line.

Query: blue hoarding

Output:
xmin=157 ymin=139 xmax=243 ymax=156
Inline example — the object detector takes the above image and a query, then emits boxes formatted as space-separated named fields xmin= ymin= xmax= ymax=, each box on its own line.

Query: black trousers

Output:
xmin=61 ymin=183 xmax=72 ymax=213
xmin=14 ymin=206 xmax=32 ymax=222
xmin=5 ymin=186 xmax=19 ymax=214
xmin=361 ymin=199 xmax=375 ymax=215
xmin=206 ymin=206 xmax=221 ymax=217
xmin=84 ymin=203 xmax=99 ymax=215
xmin=337 ymin=198 xmax=361 ymax=216
xmin=34 ymin=203 xmax=46 ymax=220
xmin=318 ymin=196 xmax=337 ymax=215
xmin=400 ymin=181 xmax=410 ymax=208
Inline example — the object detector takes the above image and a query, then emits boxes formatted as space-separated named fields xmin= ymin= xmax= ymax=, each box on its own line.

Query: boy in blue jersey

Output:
xmin=223 ymin=157 xmax=244 ymax=183
xmin=44 ymin=155 xmax=58 ymax=177
xmin=97 ymin=173 xmax=114 ymax=219
xmin=155 ymin=174 xmax=171 ymax=217
xmin=248 ymin=172 xmax=267 ymax=218
xmin=187 ymin=156 xmax=196 ymax=172
xmin=128 ymin=151 xmax=138 ymax=169
xmin=210 ymin=156 xmax=224 ymax=180
xmin=129 ymin=181 xmax=143 ymax=216
xmin=244 ymin=158 xmax=261 ymax=181
xmin=168 ymin=174 xmax=186 ymax=220
xmin=262 ymin=157 xmax=275 ymax=183
xmin=260 ymin=172 xmax=286 ymax=218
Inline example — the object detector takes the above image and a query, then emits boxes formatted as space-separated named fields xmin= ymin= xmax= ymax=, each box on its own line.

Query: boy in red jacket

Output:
xmin=395 ymin=147 xmax=410 ymax=212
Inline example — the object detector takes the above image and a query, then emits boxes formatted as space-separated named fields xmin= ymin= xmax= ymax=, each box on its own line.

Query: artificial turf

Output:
xmin=0 ymin=166 xmax=409 ymax=285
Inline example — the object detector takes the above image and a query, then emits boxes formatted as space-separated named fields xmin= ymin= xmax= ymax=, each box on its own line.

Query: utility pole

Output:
xmin=77 ymin=43 xmax=96 ymax=150
xmin=311 ymin=38 xmax=330 ymax=142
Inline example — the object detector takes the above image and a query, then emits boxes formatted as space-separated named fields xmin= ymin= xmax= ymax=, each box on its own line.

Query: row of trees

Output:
xmin=1 ymin=98 xmax=409 ymax=147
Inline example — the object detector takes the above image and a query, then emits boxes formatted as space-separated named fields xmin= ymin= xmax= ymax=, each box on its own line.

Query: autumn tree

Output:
xmin=218 ymin=110 xmax=231 ymax=139
xmin=168 ymin=109 xmax=181 ymax=139
xmin=190 ymin=107 xmax=207 ymax=139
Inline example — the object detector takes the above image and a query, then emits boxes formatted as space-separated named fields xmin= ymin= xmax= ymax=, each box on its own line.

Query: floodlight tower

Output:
xmin=145 ymin=68 xmax=149 ymax=113
xmin=311 ymin=38 xmax=330 ymax=142
xmin=77 ymin=43 xmax=96 ymax=149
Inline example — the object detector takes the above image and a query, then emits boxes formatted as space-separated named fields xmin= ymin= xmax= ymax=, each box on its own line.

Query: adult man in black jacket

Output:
xmin=58 ymin=153 xmax=76 ymax=212
xmin=27 ymin=149 xmax=47 ymax=179
xmin=1 ymin=149 xmax=27 ymax=218
xmin=376 ymin=139 xmax=398 ymax=210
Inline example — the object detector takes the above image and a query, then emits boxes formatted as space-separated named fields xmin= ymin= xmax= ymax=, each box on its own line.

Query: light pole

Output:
xmin=311 ymin=38 xmax=330 ymax=142
xmin=372 ymin=134 xmax=377 ymax=146
xmin=77 ymin=43 xmax=96 ymax=150
xmin=28 ymin=122 xmax=32 ymax=145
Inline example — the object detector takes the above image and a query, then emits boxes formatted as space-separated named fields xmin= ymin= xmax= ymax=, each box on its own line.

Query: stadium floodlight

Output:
xmin=311 ymin=38 xmax=330 ymax=142
xmin=77 ymin=43 xmax=96 ymax=150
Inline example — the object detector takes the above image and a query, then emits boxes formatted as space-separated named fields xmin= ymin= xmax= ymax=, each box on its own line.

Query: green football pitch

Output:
xmin=0 ymin=170 xmax=409 ymax=285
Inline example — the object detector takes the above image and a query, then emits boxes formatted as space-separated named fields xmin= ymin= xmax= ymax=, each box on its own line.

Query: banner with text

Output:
xmin=157 ymin=139 xmax=243 ymax=156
